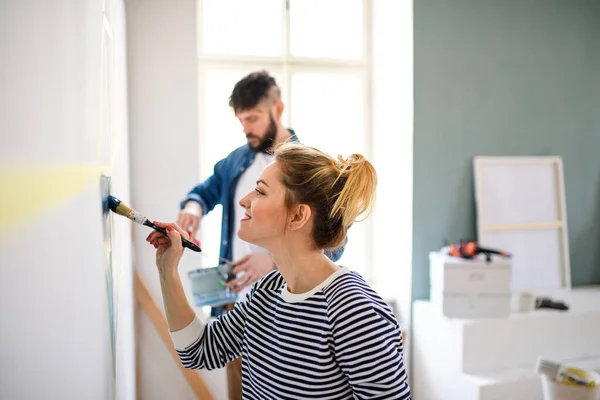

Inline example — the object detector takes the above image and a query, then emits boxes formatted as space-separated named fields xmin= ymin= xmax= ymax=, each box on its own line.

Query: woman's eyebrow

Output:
xmin=256 ymin=179 xmax=269 ymax=187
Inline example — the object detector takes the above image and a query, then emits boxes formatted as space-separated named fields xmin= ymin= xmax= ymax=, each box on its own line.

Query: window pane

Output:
xmin=201 ymin=0 xmax=283 ymax=57
xmin=289 ymin=0 xmax=363 ymax=60
xmin=199 ymin=67 xmax=285 ymax=261
xmin=290 ymin=71 xmax=368 ymax=277
xmin=290 ymin=71 xmax=365 ymax=157
xmin=198 ymin=205 xmax=223 ymax=266
xmin=201 ymin=68 xmax=284 ymax=178
xmin=201 ymin=69 xmax=248 ymax=178
xmin=337 ymin=223 xmax=369 ymax=278
xmin=200 ymin=69 xmax=248 ymax=261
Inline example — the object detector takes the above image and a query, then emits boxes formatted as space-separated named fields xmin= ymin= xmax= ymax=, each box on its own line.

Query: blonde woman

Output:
xmin=147 ymin=142 xmax=411 ymax=399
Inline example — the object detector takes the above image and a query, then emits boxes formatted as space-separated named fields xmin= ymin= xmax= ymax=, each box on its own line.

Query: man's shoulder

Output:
xmin=214 ymin=144 xmax=252 ymax=172
xmin=224 ymin=143 xmax=252 ymax=161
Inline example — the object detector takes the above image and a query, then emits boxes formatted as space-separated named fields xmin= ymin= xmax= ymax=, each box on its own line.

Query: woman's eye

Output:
xmin=254 ymin=188 xmax=263 ymax=196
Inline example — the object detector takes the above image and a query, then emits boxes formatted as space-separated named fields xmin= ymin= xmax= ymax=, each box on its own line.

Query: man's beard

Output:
xmin=247 ymin=114 xmax=277 ymax=153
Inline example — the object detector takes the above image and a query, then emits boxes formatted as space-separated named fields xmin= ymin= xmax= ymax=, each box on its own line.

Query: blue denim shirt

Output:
xmin=181 ymin=131 xmax=345 ymax=262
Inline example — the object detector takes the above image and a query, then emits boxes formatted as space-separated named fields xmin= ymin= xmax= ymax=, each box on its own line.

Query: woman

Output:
xmin=147 ymin=142 xmax=411 ymax=399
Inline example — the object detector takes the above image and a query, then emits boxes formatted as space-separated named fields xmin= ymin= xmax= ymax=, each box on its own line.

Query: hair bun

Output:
xmin=337 ymin=154 xmax=365 ymax=173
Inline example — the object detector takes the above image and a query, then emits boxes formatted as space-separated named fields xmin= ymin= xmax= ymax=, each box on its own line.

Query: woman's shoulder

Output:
xmin=322 ymin=269 xmax=373 ymax=300
xmin=323 ymin=270 xmax=397 ymax=324
xmin=253 ymin=269 xmax=285 ymax=292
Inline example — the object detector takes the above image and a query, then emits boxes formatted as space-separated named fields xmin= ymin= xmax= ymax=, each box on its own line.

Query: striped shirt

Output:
xmin=170 ymin=266 xmax=412 ymax=399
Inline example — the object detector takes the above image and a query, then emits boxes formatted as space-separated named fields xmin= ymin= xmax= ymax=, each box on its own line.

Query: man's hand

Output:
xmin=177 ymin=201 xmax=202 ymax=239
xmin=226 ymin=254 xmax=275 ymax=293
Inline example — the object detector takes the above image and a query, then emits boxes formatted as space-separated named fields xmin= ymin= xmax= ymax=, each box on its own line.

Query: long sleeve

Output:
xmin=327 ymin=279 xmax=411 ymax=399
xmin=325 ymin=236 xmax=348 ymax=262
xmin=179 ymin=158 xmax=227 ymax=214
xmin=169 ymin=293 xmax=251 ymax=370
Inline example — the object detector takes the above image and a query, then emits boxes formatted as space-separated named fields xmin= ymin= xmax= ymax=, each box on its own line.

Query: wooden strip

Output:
xmin=482 ymin=221 xmax=563 ymax=232
xmin=554 ymin=160 xmax=572 ymax=287
xmin=473 ymin=156 xmax=562 ymax=165
xmin=132 ymin=227 xmax=142 ymax=400
xmin=134 ymin=271 xmax=214 ymax=400
xmin=135 ymin=298 xmax=141 ymax=400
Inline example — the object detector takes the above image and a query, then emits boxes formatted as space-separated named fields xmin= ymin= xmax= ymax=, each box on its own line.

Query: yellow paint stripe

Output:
xmin=0 ymin=164 xmax=112 ymax=238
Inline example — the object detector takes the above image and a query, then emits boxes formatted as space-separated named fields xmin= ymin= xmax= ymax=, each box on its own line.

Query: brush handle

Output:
xmin=145 ymin=221 xmax=202 ymax=252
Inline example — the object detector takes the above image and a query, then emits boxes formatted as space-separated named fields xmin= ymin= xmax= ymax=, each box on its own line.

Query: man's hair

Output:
xmin=229 ymin=70 xmax=281 ymax=113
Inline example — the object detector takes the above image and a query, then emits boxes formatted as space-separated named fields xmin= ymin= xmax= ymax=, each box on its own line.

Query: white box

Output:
xmin=429 ymin=251 xmax=512 ymax=318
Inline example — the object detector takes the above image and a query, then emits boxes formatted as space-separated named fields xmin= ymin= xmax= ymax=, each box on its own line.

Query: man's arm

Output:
xmin=178 ymin=158 xmax=227 ymax=237
xmin=180 ymin=158 xmax=228 ymax=215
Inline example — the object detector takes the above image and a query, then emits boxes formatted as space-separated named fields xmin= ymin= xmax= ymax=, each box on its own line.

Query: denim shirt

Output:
xmin=180 ymin=131 xmax=345 ymax=263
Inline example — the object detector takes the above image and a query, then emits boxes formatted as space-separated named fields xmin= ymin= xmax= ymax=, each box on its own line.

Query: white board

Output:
xmin=473 ymin=156 xmax=571 ymax=292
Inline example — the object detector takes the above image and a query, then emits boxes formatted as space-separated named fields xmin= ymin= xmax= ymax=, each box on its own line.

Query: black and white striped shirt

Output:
xmin=170 ymin=267 xmax=411 ymax=399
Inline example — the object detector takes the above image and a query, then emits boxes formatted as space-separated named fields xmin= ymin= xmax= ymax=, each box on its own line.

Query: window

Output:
xmin=197 ymin=0 xmax=372 ymax=279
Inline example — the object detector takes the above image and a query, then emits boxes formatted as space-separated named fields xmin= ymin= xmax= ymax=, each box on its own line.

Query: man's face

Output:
xmin=235 ymin=105 xmax=278 ymax=153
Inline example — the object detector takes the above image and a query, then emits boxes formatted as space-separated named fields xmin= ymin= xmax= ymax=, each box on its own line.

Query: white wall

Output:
xmin=0 ymin=0 xmax=134 ymax=399
xmin=126 ymin=0 xmax=227 ymax=399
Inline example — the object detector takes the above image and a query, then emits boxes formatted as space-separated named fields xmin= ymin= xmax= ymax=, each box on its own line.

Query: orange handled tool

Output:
xmin=447 ymin=240 xmax=511 ymax=262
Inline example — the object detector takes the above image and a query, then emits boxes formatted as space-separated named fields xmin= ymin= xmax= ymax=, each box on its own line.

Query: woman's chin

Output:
xmin=237 ymin=228 xmax=253 ymax=243
xmin=238 ymin=231 xmax=268 ymax=249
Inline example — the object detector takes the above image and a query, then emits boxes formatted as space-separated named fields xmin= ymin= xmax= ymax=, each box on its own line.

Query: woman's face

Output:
xmin=238 ymin=161 xmax=289 ymax=248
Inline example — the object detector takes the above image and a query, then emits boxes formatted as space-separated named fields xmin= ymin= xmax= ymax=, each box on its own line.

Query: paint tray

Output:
xmin=188 ymin=263 xmax=237 ymax=307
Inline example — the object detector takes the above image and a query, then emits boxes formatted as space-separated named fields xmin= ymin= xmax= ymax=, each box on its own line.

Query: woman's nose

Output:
xmin=239 ymin=193 xmax=250 ymax=208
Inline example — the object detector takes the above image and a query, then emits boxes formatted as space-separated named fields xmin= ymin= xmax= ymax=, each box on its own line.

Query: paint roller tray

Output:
xmin=188 ymin=264 xmax=237 ymax=307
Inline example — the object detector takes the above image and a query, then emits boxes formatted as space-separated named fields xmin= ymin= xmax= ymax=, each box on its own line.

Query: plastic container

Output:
xmin=188 ymin=263 xmax=237 ymax=307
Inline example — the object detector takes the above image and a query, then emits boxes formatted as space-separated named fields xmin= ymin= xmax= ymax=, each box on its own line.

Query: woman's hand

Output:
xmin=146 ymin=221 xmax=189 ymax=276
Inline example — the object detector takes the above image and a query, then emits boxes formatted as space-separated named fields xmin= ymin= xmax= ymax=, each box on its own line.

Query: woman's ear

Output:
xmin=289 ymin=204 xmax=311 ymax=231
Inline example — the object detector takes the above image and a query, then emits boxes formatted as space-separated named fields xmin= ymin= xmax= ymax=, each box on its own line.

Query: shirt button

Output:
xmin=222 ymin=240 xmax=228 ymax=245
xmin=240 ymin=166 xmax=245 ymax=171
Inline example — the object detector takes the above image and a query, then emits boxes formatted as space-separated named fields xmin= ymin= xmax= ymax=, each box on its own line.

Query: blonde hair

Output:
xmin=274 ymin=142 xmax=377 ymax=250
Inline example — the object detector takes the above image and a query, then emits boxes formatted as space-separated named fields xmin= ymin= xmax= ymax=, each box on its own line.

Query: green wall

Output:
xmin=413 ymin=0 xmax=600 ymax=300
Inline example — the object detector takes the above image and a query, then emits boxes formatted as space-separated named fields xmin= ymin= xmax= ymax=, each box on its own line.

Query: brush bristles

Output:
xmin=114 ymin=202 xmax=134 ymax=218
xmin=107 ymin=195 xmax=148 ymax=224
xmin=536 ymin=357 xmax=559 ymax=378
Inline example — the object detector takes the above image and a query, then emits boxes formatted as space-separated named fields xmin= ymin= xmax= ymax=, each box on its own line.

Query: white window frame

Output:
xmin=195 ymin=0 xmax=375 ymax=281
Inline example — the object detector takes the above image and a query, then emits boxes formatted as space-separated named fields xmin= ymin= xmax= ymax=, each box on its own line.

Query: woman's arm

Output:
xmin=148 ymin=222 xmax=248 ymax=370
xmin=328 ymin=278 xmax=412 ymax=399
xmin=169 ymin=300 xmax=249 ymax=370
xmin=159 ymin=267 xmax=196 ymax=331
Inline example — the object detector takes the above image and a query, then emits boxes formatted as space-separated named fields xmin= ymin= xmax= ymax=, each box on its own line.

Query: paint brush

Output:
xmin=107 ymin=195 xmax=201 ymax=252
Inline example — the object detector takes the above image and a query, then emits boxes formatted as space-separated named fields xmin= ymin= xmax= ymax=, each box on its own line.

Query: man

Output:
xmin=177 ymin=70 xmax=344 ymax=400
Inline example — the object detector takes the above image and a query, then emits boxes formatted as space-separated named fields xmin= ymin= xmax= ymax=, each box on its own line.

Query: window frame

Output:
xmin=195 ymin=0 xmax=375 ymax=281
